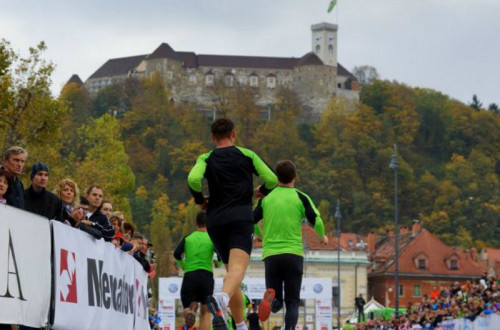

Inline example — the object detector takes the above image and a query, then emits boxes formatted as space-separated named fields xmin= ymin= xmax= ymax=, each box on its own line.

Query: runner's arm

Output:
xmin=238 ymin=147 xmax=277 ymax=195
xmin=173 ymin=236 xmax=187 ymax=269
xmin=187 ymin=153 xmax=210 ymax=204
xmin=297 ymin=191 xmax=325 ymax=238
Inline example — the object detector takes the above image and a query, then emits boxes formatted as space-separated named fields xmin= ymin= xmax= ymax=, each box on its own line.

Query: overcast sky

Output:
xmin=1 ymin=0 xmax=498 ymax=107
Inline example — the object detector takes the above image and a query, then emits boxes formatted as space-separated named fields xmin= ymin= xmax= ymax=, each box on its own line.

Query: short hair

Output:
xmin=86 ymin=185 xmax=103 ymax=195
xmin=132 ymin=232 xmax=144 ymax=240
xmin=196 ymin=211 xmax=207 ymax=227
xmin=53 ymin=178 xmax=80 ymax=207
xmin=101 ymin=199 xmax=112 ymax=207
xmin=122 ymin=221 xmax=135 ymax=236
xmin=211 ymin=118 xmax=234 ymax=140
xmin=275 ymin=160 xmax=297 ymax=184
xmin=0 ymin=168 xmax=13 ymax=196
xmin=3 ymin=146 xmax=28 ymax=161
xmin=79 ymin=196 xmax=90 ymax=205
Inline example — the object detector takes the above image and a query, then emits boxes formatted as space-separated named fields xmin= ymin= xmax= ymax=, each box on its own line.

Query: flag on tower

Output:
xmin=327 ymin=0 xmax=337 ymax=13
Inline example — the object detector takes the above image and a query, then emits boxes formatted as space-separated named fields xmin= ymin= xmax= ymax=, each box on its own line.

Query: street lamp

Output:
xmin=334 ymin=199 xmax=342 ymax=329
xmin=389 ymin=144 xmax=400 ymax=319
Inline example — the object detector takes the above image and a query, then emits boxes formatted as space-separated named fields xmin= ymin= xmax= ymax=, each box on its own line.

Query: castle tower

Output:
xmin=311 ymin=22 xmax=338 ymax=67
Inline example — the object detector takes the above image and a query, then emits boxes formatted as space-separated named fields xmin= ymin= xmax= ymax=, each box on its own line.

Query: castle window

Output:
xmin=239 ymin=76 xmax=247 ymax=85
xmin=225 ymin=74 xmax=234 ymax=87
xmin=267 ymin=76 xmax=276 ymax=89
xmin=189 ymin=74 xmax=197 ymax=84
xmin=328 ymin=45 xmax=334 ymax=54
xmin=399 ymin=284 xmax=404 ymax=297
xmin=167 ymin=71 xmax=173 ymax=80
xmin=417 ymin=258 xmax=426 ymax=270
xmin=250 ymin=75 xmax=259 ymax=87
xmin=205 ymin=73 xmax=214 ymax=86
xmin=315 ymin=45 xmax=321 ymax=53
xmin=337 ymin=83 xmax=342 ymax=88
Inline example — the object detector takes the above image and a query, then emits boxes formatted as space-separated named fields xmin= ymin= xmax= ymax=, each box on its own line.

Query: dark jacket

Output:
xmin=88 ymin=210 xmax=115 ymax=242
xmin=24 ymin=185 xmax=64 ymax=221
xmin=5 ymin=176 xmax=25 ymax=209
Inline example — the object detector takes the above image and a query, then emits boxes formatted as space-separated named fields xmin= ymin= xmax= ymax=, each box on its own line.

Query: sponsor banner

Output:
xmin=52 ymin=220 xmax=148 ymax=330
xmin=432 ymin=313 xmax=500 ymax=330
xmin=159 ymin=277 xmax=331 ymax=328
xmin=158 ymin=277 xmax=182 ymax=330
xmin=0 ymin=205 xmax=51 ymax=327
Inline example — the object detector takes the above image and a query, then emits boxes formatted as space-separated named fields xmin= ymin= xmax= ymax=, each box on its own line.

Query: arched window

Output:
xmin=328 ymin=45 xmax=334 ymax=54
xmin=315 ymin=45 xmax=321 ymax=53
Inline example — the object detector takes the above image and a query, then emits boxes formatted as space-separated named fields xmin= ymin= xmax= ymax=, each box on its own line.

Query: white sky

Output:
xmin=1 ymin=0 xmax=499 ymax=107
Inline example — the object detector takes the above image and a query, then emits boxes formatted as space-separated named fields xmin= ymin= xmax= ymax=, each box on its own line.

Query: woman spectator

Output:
xmin=101 ymin=199 xmax=113 ymax=219
xmin=0 ymin=168 xmax=13 ymax=204
xmin=53 ymin=178 xmax=83 ymax=226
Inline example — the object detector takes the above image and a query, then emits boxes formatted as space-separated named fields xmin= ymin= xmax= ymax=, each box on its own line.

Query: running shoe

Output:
xmin=206 ymin=294 xmax=229 ymax=330
xmin=185 ymin=301 xmax=198 ymax=328
xmin=258 ymin=288 xmax=276 ymax=321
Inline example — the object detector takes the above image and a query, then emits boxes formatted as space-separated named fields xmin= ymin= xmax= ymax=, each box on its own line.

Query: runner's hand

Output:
xmin=254 ymin=185 xmax=264 ymax=199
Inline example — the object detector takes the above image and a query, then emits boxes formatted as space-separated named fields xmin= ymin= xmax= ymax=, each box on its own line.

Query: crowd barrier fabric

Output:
xmin=410 ymin=313 xmax=500 ymax=330
xmin=0 ymin=205 xmax=51 ymax=327
xmin=52 ymin=220 xmax=149 ymax=330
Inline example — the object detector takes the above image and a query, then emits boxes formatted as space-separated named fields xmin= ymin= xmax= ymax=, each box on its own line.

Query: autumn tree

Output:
xmin=0 ymin=40 xmax=66 ymax=153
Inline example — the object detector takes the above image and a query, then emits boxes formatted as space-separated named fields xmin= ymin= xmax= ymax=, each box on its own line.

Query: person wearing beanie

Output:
xmin=24 ymin=162 xmax=64 ymax=222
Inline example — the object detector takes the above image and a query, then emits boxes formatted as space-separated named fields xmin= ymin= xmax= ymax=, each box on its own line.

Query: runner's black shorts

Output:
xmin=180 ymin=269 xmax=215 ymax=308
xmin=207 ymin=221 xmax=254 ymax=264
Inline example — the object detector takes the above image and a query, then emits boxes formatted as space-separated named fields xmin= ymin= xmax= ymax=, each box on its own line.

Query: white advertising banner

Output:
xmin=0 ymin=205 xmax=51 ymax=327
xmin=52 ymin=220 xmax=149 ymax=330
xmin=159 ymin=277 xmax=331 ymax=329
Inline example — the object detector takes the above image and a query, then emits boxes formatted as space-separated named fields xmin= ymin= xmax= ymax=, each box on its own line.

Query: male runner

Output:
xmin=174 ymin=212 xmax=220 ymax=330
xmin=253 ymin=160 xmax=328 ymax=330
xmin=188 ymin=118 xmax=277 ymax=330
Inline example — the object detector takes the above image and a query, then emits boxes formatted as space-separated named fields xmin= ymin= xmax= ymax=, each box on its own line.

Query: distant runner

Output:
xmin=254 ymin=160 xmax=327 ymax=330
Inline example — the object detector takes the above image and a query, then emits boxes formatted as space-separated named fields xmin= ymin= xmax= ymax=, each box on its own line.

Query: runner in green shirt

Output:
xmin=174 ymin=212 xmax=221 ymax=330
xmin=253 ymin=160 xmax=328 ymax=330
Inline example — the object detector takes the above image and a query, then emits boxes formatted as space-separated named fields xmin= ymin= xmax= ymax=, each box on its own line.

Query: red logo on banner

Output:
xmin=59 ymin=249 xmax=78 ymax=303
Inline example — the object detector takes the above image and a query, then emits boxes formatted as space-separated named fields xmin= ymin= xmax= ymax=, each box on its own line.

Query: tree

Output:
xmin=74 ymin=114 xmax=135 ymax=217
xmin=488 ymin=103 xmax=500 ymax=115
xmin=469 ymin=94 xmax=483 ymax=111
xmin=352 ymin=65 xmax=380 ymax=86
xmin=0 ymin=40 xmax=67 ymax=149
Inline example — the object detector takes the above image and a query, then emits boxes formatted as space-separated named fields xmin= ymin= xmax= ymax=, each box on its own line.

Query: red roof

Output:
xmin=371 ymin=229 xmax=487 ymax=276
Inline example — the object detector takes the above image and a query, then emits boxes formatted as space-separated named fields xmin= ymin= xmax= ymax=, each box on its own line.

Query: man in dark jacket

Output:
xmin=2 ymin=146 xmax=28 ymax=209
xmin=83 ymin=185 xmax=115 ymax=241
xmin=24 ymin=162 xmax=64 ymax=221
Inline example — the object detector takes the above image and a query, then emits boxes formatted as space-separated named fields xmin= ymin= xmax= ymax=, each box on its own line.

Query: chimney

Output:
xmin=481 ymin=249 xmax=488 ymax=262
xmin=400 ymin=226 xmax=408 ymax=235
xmin=412 ymin=220 xmax=421 ymax=237
xmin=471 ymin=248 xmax=478 ymax=261
xmin=367 ymin=232 xmax=376 ymax=253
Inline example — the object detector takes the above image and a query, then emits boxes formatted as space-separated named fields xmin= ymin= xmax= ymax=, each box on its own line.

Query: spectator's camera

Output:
xmin=150 ymin=250 xmax=156 ymax=263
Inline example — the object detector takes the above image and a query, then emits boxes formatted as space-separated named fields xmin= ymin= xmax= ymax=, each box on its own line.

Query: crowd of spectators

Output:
xmin=0 ymin=146 xmax=157 ymax=329
xmin=352 ymin=274 xmax=500 ymax=329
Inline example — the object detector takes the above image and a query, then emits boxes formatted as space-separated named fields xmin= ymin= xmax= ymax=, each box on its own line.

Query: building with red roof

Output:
xmin=368 ymin=222 xmax=487 ymax=307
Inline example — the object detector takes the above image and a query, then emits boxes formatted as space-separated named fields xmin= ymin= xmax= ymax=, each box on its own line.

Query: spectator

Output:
xmin=78 ymin=196 xmax=105 ymax=240
xmin=24 ymin=162 xmax=64 ymax=221
xmin=84 ymin=185 xmax=114 ymax=241
xmin=122 ymin=221 xmax=136 ymax=241
xmin=109 ymin=214 xmax=123 ymax=233
xmin=53 ymin=178 xmax=83 ymax=226
xmin=355 ymin=294 xmax=366 ymax=323
xmin=0 ymin=168 xmax=13 ymax=204
xmin=131 ymin=233 xmax=154 ymax=277
xmin=2 ymin=146 xmax=27 ymax=209
xmin=101 ymin=199 xmax=113 ymax=219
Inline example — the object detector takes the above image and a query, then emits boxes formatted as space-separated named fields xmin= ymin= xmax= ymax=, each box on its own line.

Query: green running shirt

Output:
xmin=173 ymin=230 xmax=219 ymax=273
xmin=254 ymin=186 xmax=325 ymax=259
